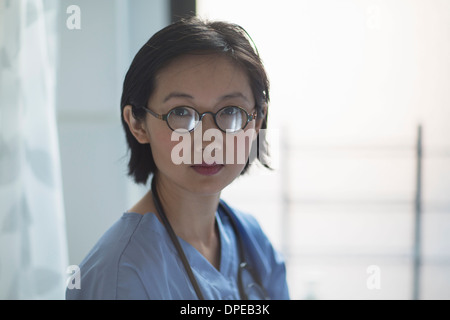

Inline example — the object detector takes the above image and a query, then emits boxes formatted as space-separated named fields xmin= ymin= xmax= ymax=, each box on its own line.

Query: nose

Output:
xmin=198 ymin=112 xmax=217 ymax=131
xmin=192 ymin=112 xmax=224 ymax=157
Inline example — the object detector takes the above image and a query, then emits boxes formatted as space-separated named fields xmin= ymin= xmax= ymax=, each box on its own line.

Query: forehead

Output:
xmin=152 ymin=53 xmax=254 ymax=104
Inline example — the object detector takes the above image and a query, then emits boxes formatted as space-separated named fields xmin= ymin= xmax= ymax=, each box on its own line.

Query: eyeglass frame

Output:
xmin=141 ymin=105 xmax=258 ymax=133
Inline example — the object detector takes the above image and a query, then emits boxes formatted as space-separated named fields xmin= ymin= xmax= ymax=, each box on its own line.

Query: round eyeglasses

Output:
xmin=143 ymin=105 xmax=257 ymax=133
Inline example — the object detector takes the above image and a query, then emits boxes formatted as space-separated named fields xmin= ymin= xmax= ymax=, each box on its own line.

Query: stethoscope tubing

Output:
xmin=150 ymin=177 xmax=267 ymax=300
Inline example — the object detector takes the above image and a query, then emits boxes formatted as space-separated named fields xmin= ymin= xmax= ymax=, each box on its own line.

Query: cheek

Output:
xmin=225 ymin=125 xmax=257 ymax=165
xmin=149 ymin=130 xmax=180 ymax=167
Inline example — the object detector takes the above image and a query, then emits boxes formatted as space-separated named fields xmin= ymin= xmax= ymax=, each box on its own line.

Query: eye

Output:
xmin=171 ymin=106 xmax=191 ymax=117
xmin=221 ymin=106 xmax=239 ymax=116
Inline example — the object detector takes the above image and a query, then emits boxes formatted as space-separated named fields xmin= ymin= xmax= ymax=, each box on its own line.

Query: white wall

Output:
xmin=56 ymin=0 xmax=169 ymax=266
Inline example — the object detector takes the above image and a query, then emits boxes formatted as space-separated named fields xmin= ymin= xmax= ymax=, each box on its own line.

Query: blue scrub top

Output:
xmin=66 ymin=201 xmax=289 ymax=300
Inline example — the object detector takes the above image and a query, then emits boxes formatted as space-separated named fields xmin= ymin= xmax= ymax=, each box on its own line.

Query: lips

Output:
xmin=191 ymin=162 xmax=224 ymax=176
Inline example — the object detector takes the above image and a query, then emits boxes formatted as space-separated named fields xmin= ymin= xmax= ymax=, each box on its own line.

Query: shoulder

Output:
xmin=66 ymin=213 xmax=155 ymax=300
xmin=219 ymin=200 xmax=268 ymax=244
xmin=219 ymin=200 xmax=290 ymax=300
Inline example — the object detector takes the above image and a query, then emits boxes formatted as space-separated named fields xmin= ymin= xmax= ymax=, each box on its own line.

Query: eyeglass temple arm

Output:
xmin=143 ymin=107 xmax=167 ymax=121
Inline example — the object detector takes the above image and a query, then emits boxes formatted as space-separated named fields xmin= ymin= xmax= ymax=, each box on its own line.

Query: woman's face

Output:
xmin=143 ymin=53 xmax=259 ymax=195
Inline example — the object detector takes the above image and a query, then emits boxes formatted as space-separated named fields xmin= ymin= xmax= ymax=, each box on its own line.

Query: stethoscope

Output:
xmin=151 ymin=178 xmax=269 ymax=300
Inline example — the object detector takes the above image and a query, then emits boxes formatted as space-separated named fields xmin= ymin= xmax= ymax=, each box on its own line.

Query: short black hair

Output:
xmin=120 ymin=17 xmax=270 ymax=185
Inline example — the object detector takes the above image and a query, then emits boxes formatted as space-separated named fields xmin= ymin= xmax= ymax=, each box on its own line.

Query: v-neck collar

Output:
xmin=176 ymin=210 xmax=235 ymax=278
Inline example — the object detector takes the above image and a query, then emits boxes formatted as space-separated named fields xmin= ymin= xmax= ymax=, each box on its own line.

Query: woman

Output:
xmin=66 ymin=17 xmax=289 ymax=300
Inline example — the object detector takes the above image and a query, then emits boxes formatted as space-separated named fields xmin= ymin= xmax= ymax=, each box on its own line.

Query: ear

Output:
xmin=123 ymin=105 xmax=150 ymax=144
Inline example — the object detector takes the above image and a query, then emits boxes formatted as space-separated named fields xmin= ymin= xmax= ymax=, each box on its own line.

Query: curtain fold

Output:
xmin=0 ymin=0 xmax=68 ymax=299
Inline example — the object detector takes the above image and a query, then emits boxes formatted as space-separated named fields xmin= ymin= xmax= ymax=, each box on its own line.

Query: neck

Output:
xmin=152 ymin=174 xmax=221 ymax=251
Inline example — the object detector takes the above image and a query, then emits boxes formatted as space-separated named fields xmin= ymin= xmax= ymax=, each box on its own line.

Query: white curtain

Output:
xmin=0 ymin=0 xmax=68 ymax=299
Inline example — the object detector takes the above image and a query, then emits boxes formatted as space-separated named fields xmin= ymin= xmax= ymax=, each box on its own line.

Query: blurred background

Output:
xmin=0 ymin=0 xmax=449 ymax=299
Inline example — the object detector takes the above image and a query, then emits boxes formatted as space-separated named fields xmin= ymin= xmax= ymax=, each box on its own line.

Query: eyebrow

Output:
xmin=219 ymin=92 xmax=250 ymax=103
xmin=162 ymin=91 xmax=250 ymax=103
xmin=163 ymin=92 xmax=194 ymax=103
